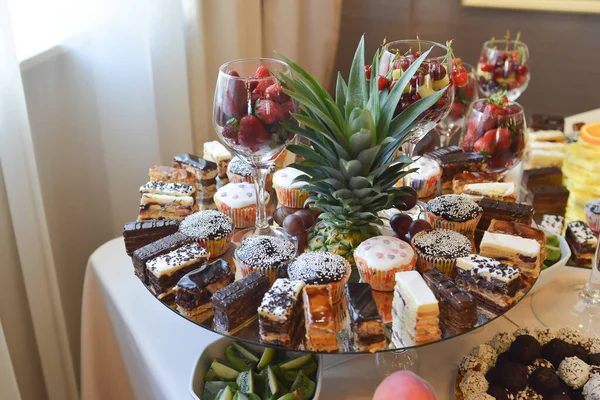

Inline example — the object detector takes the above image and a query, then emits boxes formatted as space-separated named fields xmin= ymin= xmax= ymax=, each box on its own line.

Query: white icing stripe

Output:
xmin=273 ymin=167 xmax=308 ymax=189
xmin=394 ymin=271 xmax=438 ymax=308
xmin=480 ymin=231 xmax=540 ymax=257
xmin=354 ymin=236 xmax=415 ymax=271
xmin=463 ymin=182 xmax=515 ymax=197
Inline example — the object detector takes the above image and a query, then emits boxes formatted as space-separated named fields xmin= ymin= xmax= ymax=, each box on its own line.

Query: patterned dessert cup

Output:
xmin=274 ymin=186 xmax=310 ymax=209
xmin=214 ymin=198 xmax=256 ymax=229
xmin=355 ymin=255 xmax=416 ymax=291
xmin=584 ymin=200 xmax=600 ymax=234
xmin=226 ymin=171 xmax=253 ymax=184
xmin=411 ymin=230 xmax=473 ymax=278
xmin=400 ymin=170 xmax=442 ymax=199
xmin=426 ymin=212 xmax=482 ymax=240
xmin=194 ymin=232 xmax=233 ymax=259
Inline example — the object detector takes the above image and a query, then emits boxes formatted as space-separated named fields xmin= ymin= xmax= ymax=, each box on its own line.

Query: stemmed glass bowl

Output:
xmin=213 ymin=58 xmax=297 ymax=239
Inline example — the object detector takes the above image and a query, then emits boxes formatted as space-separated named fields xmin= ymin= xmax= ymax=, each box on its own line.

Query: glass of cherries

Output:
xmin=476 ymin=33 xmax=530 ymax=101
xmin=459 ymin=94 xmax=527 ymax=176
xmin=388 ymin=186 xmax=432 ymax=242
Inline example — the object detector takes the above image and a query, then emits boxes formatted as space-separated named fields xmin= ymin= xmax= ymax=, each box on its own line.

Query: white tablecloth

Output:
xmin=81 ymin=238 xmax=591 ymax=400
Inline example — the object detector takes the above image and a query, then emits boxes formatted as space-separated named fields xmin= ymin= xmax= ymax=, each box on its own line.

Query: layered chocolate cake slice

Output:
xmin=173 ymin=153 xmax=218 ymax=181
xmin=392 ymin=271 xmax=441 ymax=347
xmin=477 ymin=198 xmax=534 ymax=230
xmin=257 ymin=278 xmax=305 ymax=347
xmin=455 ymin=255 xmax=520 ymax=313
xmin=566 ymin=221 xmax=599 ymax=267
xmin=479 ymin=231 xmax=541 ymax=284
xmin=426 ymin=149 xmax=488 ymax=194
xmin=132 ymin=232 xmax=191 ymax=284
xmin=344 ymin=283 xmax=386 ymax=352
xmin=146 ymin=242 xmax=209 ymax=300
xmin=487 ymin=219 xmax=547 ymax=261
xmin=123 ymin=219 xmax=179 ymax=256
xmin=211 ymin=271 xmax=270 ymax=334
xmin=173 ymin=259 xmax=234 ymax=321
xmin=422 ymin=269 xmax=477 ymax=333
xmin=452 ymin=171 xmax=498 ymax=194
xmin=302 ymin=284 xmax=338 ymax=352
xmin=526 ymin=186 xmax=569 ymax=219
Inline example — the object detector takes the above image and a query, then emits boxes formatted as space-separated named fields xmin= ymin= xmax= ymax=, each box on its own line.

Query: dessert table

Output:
xmin=80 ymin=237 xmax=590 ymax=400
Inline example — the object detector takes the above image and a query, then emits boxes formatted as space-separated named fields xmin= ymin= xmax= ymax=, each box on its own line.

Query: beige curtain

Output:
xmin=184 ymin=0 xmax=343 ymax=153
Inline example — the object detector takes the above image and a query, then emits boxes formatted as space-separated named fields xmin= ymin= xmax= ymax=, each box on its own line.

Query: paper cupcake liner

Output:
xmin=405 ymin=171 xmax=442 ymax=199
xmin=235 ymin=259 xmax=280 ymax=286
xmin=194 ymin=232 xmax=233 ymax=258
xmin=214 ymin=198 xmax=256 ymax=229
xmin=355 ymin=255 xmax=416 ymax=291
xmin=414 ymin=249 xmax=458 ymax=278
xmin=227 ymin=171 xmax=253 ymax=184
xmin=585 ymin=206 xmax=600 ymax=234
xmin=427 ymin=212 xmax=482 ymax=240
xmin=304 ymin=260 xmax=351 ymax=303
xmin=274 ymin=186 xmax=310 ymax=208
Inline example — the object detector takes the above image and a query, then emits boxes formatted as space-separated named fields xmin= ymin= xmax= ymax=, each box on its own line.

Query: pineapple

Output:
xmin=276 ymin=36 xmax=448 ymax=274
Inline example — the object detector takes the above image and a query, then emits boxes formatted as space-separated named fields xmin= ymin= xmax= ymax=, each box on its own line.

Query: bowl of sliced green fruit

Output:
xmin=530 ymin=227 xmax=571 ymax=294
xmin=190 ymin=338 xmax=323 ymax=400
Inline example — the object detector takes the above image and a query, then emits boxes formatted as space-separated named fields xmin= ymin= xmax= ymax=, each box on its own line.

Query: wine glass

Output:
xmin=476 ymin=39 xmax=530 ymax=101
xmin=379 ymin=39 xmax=455 ymax=157
xmin=213 ymin=58 xmax=297 ymax=239
xmin=459 ymin=98 xmax=527 ymax=176
xmin=436 ymin=63 xmax=478 ymax=148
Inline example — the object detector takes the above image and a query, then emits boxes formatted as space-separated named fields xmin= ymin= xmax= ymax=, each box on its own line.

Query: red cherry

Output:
xmin=255 ymin=66 xmax=271 ymax=79
xmin=400 ymin=57 xmax=411 ymax=71
xmin=481 ymin=63 xmax=495 ymax=72
xmin=378 ymin=76 xmax=389 ymax=91
xmin=365 ymin=65 xmax=372 ymax=81
xmin=228 ymin=71 xmax=240 ymax=77
xmin=493 ymin=68 xmax=505 ymax=80
xmin=516 ymin=65 xmax=528 ymax=75
xmin=454 ymin=72 xmax=468 ymax=88
xmin=410 ymin=72 xmax=424 ymax=88
xmin=408 ymin=220 xmax=432 ymax=239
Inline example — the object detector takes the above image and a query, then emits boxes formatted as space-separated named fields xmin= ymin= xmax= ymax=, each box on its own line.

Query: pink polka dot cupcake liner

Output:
xmin=274 ymin=186 xmax=310 ymax=209
xmin=426 ymin=212 xmax=482 ymax=240
xmin=355 ymin=255 xmax=416 ymax=291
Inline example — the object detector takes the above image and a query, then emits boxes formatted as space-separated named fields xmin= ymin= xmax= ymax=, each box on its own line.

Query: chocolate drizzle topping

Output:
xmin=344 ymin=283 xmax=381 ymax=323
xmin=174 ymin=153 xmax=217 ymax=171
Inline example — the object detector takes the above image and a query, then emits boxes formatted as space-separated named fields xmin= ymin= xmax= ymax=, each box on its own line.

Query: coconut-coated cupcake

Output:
xmin=584 ymin=199 xmax=600 ymax=235
xmin=179 ymin=210 xmax=233 ymax=258
xmin=426 ymin=194 xmax=482 ymax=239
xmin=354 ymin=236 xmax=416 ymax=291
xmin=287 ymin=252 xmax=351 ymax=303
xmin=214 ymin=182 xmax=262 ymax=228
xmin=397 ymin=157 xmax=442 ymax=199
xmin=227 ymin=156 xmax=254 ymax=183
xmin=234 ymin=235 xmax=296 ymax=285
xmin=411 ymin=229 xmax=473 ymax=277
xmin=273 ymin=167 xmax=310 ymax=208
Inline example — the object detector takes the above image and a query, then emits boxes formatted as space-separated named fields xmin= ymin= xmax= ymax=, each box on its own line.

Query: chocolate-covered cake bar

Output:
xmin=132 ymin=232 xmax=191 ymax=283
xmin=258 ymin=278 xmax=305 ymax=347
xmin=530 ymin=114 xmax=564 ymax=132
xmin=477 ymin=198 xmax=534 ymax=230
xmin=422 ymin=269 xmax=477 ymax=332
xmin=303 ymin=284 xmax=338 ymax=352
xmin=426 ymin=147 xmax=487 ymax=193
xmin=344 ymin=283 xmax=386 ymax=352
xmin=123 ymin=219 xmax=179 ymax=256
xmin=211 ymin=271 xmax=270 ymax=333
xmin=455 ymin=255 xmax=521 ymax=313
xmin=566 ymin=221 xmax=599 ymax=267
xmin=174 ymin=259 xmax=234 ymax=321
xmin=526 ymin=186 xmax=569 ymax=219
xmin=149 ymin=165 xmax=196 ymax=186
xmin=138 ymin=193 xmax=196 ymax=221
xmin=521 ymin=167 xmax=563 ymax=190
xmin=146 ymin=242 xmax=209 ymax=300
xmin=173 ymin=153 xmax=218 ymax=181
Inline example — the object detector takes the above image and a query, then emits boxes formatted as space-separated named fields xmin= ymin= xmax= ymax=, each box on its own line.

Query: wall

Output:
xmin=0 ymin=163 xmax=48 ymax=400
xmin=333 ymin=0 xmax=600 ymax=117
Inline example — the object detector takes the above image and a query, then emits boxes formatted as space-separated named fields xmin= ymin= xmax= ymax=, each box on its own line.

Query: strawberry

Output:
xmin=449 ymin=101 xmax=464 ymax=120
xmin=474 ymin=130 xmax=497 ymax=156
xmin=222 ymin=118 xmax=239 ymax=139
xmin=254 ymin=99 xmax=287 ymax=125
xmin=238 ymin=115 xmax=268 ymax=148
xmin=378 ymin=76 xmax=389 ymax=91
xmin=255 ymin=66 xmax=271 ymax=79
xmin=483 ymin=103 xmax=506 ymax=117
xmin=253 ymin=79 xmax=274 ymax=96
xmin=365 ymin=64 xmax=372 ymax=81
xmin=495 ymin=127 xmax=512 ymax=149
xmin=264 ymin=83 xmax=290 ymax=103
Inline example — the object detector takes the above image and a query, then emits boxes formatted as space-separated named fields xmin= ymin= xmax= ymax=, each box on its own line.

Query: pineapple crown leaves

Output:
xmin=276 ymin=35 xmax=449 ymax=228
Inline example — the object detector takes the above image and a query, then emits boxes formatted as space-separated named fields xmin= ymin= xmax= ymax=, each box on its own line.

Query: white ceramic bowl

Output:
xmin=530 ymin=227 xmax=572 ymax=294
xmin=189 ymin=337 xmax=323 ymax=399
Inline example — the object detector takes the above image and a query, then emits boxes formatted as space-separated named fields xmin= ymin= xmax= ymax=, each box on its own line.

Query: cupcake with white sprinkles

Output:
xmin=411 ymin=229 xmax=473 ymax=277
xmin=179 ymin=210 xmax=233 ymax=258
xmin=226 ymin=156 xmax=254 ymax=184
xmin=234 ymin=235 xmax=296 ymax=285
xmin=287 ymin=252 xmax=351 ymax=303
xmin=426 ymin=194 xmax=482 ymax=239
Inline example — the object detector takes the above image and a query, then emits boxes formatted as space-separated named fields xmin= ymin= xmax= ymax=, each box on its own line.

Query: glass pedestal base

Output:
xmin=231 ymin=226 xmax=295 ymax=247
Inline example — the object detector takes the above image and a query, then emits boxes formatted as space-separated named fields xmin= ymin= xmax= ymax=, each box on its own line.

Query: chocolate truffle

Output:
xmin=495 ymin=351 xmax=513 ymax=367
xmin=487 ymin=385 xmax=512 ymax=400
xmin=543 ymin=338 xmax=577 ymax=368
xmin=529 ymin=367 xmax=562 ymax=396
xmin=497 ymin=362 xmax=529 ymax=392
xmin=571 ymin=344 xmax=589 ymax=363
xmin=509 ymin=334 xmax=542 ymax=365
xmin=588 ymin=353 xmax=600 ymax=366
xmin=485 ymin=367 xmax=501 ymax=386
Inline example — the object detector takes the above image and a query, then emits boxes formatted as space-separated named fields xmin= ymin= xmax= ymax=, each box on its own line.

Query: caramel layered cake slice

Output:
xmin=461 ymin=182 xmax=517 ymax=202
xmin=203 ymin=141 xmax=231 ymax=180
xmin=487 ymin=219 xmax=546 ymax=261
xmin=422 ymin=269 xmax=477 ymax=333
xmin=344 ymin=283 xmax=386 ymax=352
xmin=452 ymin=171 xmax=498 ymax=194
xmin=123 ymin=219 xmax=179 ymax=256
xmin=566 ymin=221 xmax=599 ymax=267
xmin=132 ymin=232 xmax=191 ymax=284
xmin=426 ymin=148 xmax=487 ymax=194
xmin=527 ymin=129 xmax=566 ymax=143
xmin=211 ymin=271 xmax=270 ymax=333
xmin=455 ymin=255 xmax=520 ymax=313
xmin=540 ymin=214 xmax=565 ymax=236
xmin=302 ymin=284 xmax=338 ymax=352
xmin=146 ymin=242 xmax=210 ymax=300
xmin=392 ymin=271 xmax=441 ymax=347
xmin=149 ymin=165 xmax=196 ymax=186
xmin=138 ymin=193 xmax=196 ymax=221
xmin=258 ymin=278 xmax=305 ymax=347
xmin=477 ymin=198 xmax=534 ymax=230
xmin=173 ymin=259 xmax=234 ymax=321
xmin=479 ymin=231 xmax=541 ymax=283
